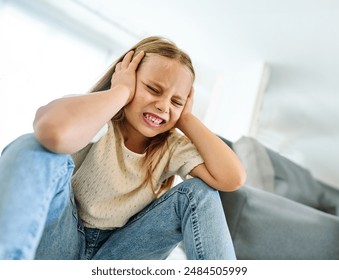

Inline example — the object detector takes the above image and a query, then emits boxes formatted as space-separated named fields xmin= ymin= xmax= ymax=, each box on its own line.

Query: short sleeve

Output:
xmin=167 ymin=132 xmax=204 ymax=180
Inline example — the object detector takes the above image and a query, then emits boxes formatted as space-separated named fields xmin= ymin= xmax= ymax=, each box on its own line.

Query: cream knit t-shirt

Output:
xmin=71 ymin=121 xmax=204 ymax=230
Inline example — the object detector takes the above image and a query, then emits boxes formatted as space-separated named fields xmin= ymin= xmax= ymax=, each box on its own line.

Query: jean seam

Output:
xmin=186 ymin=190 xmax=204 ymax=260
xmin=122 ymin=183 xmax=205 ymax=259
xmin=84 ymin=229 xmax=101 ymax=260
xmin=51 ymin=156 xmax=74 ymax=189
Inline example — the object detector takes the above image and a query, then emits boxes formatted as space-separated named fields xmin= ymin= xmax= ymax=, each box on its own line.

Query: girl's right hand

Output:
xmin=110 ymin=50 xmax=145 ymax=104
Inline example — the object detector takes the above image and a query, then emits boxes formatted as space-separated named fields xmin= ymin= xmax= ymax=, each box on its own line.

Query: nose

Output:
xmin=155 ymin=97 xmax=170 ymax=113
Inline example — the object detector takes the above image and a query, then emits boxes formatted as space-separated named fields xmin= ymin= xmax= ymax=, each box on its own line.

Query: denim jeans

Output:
xmin=0 ymin=134 xmax=235 ymax=260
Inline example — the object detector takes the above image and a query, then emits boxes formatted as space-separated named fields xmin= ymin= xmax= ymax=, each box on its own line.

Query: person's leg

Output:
xmin=0 ymin=134 xmax=83 ymax=259
xmin=91 ymin=178 xmax=236 ymax=260
xmin=220 ymin=185 xmax=339 ymax=259
xmin=35 ymin=183 xmax=85 ymax=260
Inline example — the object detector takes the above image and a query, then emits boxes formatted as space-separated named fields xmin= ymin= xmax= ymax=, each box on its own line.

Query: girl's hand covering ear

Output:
xmin=110 ymin=50 xmax=145 ymax=104
xmin=176 ymin=87 xmax=194 ymax=130
xmin=183 ymin=86 xmax=194 ymax=115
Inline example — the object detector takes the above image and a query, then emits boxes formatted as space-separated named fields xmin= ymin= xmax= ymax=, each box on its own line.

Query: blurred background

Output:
xmin=0 ymin=0 xmax=338 ymax=189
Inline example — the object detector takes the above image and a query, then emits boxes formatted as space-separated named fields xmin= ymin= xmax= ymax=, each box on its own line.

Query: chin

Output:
xmin=143 ymin=126 xmax=173 ymax=139
xmin=143 ymin=129 xmax=165 ymax=138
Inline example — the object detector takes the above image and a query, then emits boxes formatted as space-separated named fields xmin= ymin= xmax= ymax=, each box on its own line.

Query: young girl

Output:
xmin=0 ymin=36 xmax=246 ymax=260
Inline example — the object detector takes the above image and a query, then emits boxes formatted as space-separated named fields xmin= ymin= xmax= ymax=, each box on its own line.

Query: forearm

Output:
xmin=33 ymin=86 xmax=129 ymax=154
xmin=178 ymin=113 xmax=246 ymax=191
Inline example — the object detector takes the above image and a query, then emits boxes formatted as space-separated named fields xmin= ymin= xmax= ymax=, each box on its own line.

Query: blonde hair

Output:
xmin=90 ymin=36 xmax=195 ymax=195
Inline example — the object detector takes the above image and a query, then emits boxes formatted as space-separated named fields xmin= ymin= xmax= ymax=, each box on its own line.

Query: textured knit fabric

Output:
xmin=71 ymin=121 xmax=204 ymax=229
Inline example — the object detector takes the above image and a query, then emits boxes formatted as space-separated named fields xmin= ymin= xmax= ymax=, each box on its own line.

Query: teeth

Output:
xmin=145 ymin=114 xmax=163 ymax=125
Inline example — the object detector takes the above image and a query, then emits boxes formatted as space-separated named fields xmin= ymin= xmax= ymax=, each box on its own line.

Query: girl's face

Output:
xmin=123 ymin=54 xmax=193 ymax=142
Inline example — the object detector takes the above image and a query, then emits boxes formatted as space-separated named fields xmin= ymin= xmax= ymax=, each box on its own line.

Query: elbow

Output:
xmin=237 ymin=167 xmax=247 ymax=188
xmin=229 ymin=164 xmax=247 ymax=191
xmin=34 ymin=123 xmax=66 ymax=154
xmin=217 ymin=169 xmax=247 ymax=192
xmin=34 ymin=116 xmax=71 ymax=154
xmin=232 ymin=167 xmax=247 ymax=191
xmin=33 ymin=106 xmax=79 ymax=154
xmin=232 ymin=170 xmax=247 ymax=191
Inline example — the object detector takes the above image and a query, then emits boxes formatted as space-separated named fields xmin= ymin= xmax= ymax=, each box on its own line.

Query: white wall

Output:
xmin=0 ymin=3 xmax=114 ymax=150
xmin=204 ymin=61 xmax=269 ymax=142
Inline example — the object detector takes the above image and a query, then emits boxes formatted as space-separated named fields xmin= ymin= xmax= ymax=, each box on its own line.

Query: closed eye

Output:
xmin=146 ymin=84 xmax=160 ymax=94
xmin=172 ymin=99 xmax=184 ymax=107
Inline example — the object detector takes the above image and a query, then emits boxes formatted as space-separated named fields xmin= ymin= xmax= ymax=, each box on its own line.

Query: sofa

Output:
xmin=219 ymin=136 xmax=339 ymax=259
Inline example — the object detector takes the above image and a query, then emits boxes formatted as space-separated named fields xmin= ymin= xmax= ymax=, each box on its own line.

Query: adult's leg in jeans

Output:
xmin=92 ymin=178 xmax=236 ymax=260
xmin=220 ymin=185 xmax=339 ymax=259
xmin=0 ymin=134 xmax=83 ymax=259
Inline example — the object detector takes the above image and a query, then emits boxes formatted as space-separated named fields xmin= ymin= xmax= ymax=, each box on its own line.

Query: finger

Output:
xmin=115 ymin=62 xmax=122 ymax=71
xmin=121 ymin=51 xmax=134 ymax=69
xmin=186 ymin=87 xmax=195 ymax=108
xmin=128 ymin=51 xmax=145 ymax=71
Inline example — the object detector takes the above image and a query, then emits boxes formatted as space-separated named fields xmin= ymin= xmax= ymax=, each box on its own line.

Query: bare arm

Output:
xmin=34 ymin=51 xmax=144 ymax=154
xmin=34 ymin=89 xmax=128 ymax=153
xmin=176 ymin=88 xmax=247 ymax=192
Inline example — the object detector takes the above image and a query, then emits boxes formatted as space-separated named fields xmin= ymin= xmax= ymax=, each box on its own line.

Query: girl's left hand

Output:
xmin=176 ymin=87 xmax=194 ymax=130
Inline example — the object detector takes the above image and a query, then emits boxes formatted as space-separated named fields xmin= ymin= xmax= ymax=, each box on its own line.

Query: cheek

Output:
xmin=126 ymin=90 xmax=147 ymax=110
xmin=134 ymin=87 xmax=153 ymax=105
xmin=123 ymin=99 xmax=141 ymax=119
xmin=170 ymin=108 xmax=183 ymax=122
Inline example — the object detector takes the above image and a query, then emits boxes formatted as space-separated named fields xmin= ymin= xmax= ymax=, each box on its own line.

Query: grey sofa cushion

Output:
xmin=220 ymin=185 xmax=339 ymax=259
xmin=233 ymin=136 xmax=339 ymax=214
xmin=233 ymin=136 xmax=275 ymax=192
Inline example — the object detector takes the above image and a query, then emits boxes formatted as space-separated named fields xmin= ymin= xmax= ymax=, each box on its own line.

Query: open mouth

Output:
xmin=143 ymin=113 xmax=166 ymax=127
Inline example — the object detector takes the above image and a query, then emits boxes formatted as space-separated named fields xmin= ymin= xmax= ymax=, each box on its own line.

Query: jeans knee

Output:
xmin=3 ymin=134 xmax=47 ymax=155
xmin=1 ymin=133 xmax=73 ymax=170
xmin=177 ymin=178 xmax=220 ymax=202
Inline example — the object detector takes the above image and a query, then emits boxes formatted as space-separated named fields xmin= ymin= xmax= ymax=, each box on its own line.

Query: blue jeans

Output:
xmin=0 ymin=134 xmax=235 ymax=260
